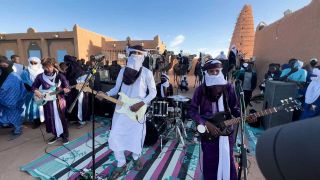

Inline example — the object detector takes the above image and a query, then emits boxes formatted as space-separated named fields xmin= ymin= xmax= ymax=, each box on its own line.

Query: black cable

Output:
xmin=39 ymin=125 xmax=80 ymax=179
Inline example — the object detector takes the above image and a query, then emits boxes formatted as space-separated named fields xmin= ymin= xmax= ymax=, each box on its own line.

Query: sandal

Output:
xmin=110 ymin=165 xmax=126 ymax=179
xmin=133 ymin=159 xmax=143 ymax=171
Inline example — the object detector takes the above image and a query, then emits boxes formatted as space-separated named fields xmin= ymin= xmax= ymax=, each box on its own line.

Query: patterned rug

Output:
xmin=20 ymin=119 xmax=263 ymax=180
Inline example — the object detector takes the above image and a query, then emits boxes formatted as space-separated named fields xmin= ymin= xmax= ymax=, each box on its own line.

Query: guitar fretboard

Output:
xmin=48 ymin=84 xmax=78 ymax=96
xmin=91 ymin=90 xmax=123 ymax=106
xmin=224 ymin=107 xmax=279 ymax=126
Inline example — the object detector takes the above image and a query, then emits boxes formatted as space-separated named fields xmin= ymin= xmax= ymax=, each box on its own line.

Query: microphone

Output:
xmin=256 ymin=116 xmax=320 ymax=180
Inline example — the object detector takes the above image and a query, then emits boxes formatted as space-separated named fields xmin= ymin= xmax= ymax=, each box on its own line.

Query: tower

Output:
xmin=229 ymin=5 xmax=255 ymax=59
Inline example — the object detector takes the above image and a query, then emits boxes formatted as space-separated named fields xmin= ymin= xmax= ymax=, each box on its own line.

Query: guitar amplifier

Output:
xmin=95 ymin=81 xmax=116 ymax=118
xmin=262 ymin=81 xmax=298 ymax=129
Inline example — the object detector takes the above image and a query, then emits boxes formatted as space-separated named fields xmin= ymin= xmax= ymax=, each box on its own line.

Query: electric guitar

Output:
xmin=197 ymin=98 xmax=301 ymax=141
xmin=34 ymin=83 xmax=84 ymax=106
xmin=81 ymin=86 xmax=147 ymax=122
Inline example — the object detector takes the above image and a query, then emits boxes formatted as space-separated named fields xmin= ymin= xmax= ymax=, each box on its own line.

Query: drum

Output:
xmin=168 ymin=107 xmax=181 ymax=119
xmin=152 ymin=101 xmax=169 ymax=117
xmin=144 ymin=117 xmax=167 ymax=147
xmin=167 ymin=97 xmax=191 ymax=122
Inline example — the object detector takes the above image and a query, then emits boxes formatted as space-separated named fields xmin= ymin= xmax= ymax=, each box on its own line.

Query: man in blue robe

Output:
xmin=0 ymin=55 xmax=26 ymax=140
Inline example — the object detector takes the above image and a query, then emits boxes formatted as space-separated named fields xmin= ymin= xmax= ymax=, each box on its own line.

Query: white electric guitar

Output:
xmin=82 ymin=86 xmax=147 ymax=122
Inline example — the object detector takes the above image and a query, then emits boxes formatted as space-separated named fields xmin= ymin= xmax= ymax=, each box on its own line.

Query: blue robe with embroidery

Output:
xmin=21 ymin=69 xmax=40 ymax=122
xmin=0 ymin=72 xmax=26 ymax=134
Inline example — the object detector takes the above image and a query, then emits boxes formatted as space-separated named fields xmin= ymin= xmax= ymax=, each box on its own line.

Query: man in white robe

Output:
xmin=98 ymin=45 xmax=156 ymax=179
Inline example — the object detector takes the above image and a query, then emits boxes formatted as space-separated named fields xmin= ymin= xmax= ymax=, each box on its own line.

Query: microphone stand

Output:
xmin=68 ymin=60 xmax=101 ymax=180
xmin=236 ymin=80 xmax=248 ymax=180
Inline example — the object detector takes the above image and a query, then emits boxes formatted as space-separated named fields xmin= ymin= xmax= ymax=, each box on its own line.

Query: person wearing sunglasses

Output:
xmin=21 ymin=57 xmax=44 ymax=128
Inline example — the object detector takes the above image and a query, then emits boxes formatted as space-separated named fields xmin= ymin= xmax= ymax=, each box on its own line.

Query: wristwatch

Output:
xmin=197 ymin=124 xmax=206 ymax=134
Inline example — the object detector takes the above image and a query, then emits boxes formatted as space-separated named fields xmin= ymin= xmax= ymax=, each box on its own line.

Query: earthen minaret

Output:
xmin=229 ymin=5 xmax=255 ymax=59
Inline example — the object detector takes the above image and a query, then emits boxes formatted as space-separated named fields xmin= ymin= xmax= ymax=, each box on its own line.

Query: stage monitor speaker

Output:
xmin=262 ymin=81 xmax=298 ymax=129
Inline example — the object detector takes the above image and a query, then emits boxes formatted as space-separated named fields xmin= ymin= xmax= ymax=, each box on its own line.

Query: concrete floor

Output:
xmin=0 ymin=73 xmax=265 ymax=180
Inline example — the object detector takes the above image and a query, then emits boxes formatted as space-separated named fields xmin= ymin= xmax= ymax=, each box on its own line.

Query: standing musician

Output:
xmin=97 ymin=45 xmax=156 ymax=179
xmin=32 ymin=58 xmax=70 ymax=145
xmin=188 ymin=59 xmax=255 ymax=180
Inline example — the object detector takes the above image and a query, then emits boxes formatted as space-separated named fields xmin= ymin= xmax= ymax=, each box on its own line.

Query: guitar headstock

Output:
xmin=279 ymin=97 xmax=302 ymax=112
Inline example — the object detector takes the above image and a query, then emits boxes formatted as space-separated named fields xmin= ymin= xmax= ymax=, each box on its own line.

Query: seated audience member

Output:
xmin=179 ymin=76 xmax=189 ymax=92
xmin=280 ymin=59 xmax=307 ymax=85
xmin=259 ymin=64 xmax=281 ymax=93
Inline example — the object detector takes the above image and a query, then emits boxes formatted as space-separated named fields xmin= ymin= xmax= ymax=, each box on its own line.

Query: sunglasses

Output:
xmin=30 ymin=62 xmax=38 ymax=65
xmin=130 ymin=51 xmax=143 ymax=55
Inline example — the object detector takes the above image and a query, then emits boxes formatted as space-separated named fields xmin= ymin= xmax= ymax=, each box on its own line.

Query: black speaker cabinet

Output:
xmin=262 ymin=81 xmax=298 ymax=129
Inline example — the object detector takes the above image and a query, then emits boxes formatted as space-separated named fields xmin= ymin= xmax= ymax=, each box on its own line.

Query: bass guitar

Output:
xmin=34 ymin=83 xmax=84 ymax=106
xmin=197 ymin=98 xmax=301 ymax=141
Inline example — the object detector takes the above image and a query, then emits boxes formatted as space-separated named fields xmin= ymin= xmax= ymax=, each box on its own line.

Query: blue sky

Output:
xmin=0 ymin=0 xmax=311 ymax=56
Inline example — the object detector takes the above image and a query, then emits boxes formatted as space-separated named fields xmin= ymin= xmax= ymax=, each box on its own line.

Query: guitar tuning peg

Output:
xmin=281 ymin=100 xmax=284 ymax=103
xmin=290 ymin=109 xmax=294 ymax=112
xmin=289 ymin=97 xmax=293 ymax=100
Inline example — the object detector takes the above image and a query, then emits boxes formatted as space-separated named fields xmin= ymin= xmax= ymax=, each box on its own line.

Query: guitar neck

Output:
xmin=224 ymin=107 xmax=279 ymax=126
xmin=92 ymin=90 xmax=123 ymax=106
xmin=48 ymin=84 xmax=77 ymax=96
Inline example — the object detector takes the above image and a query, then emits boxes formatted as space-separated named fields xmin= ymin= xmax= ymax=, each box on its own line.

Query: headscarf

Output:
xmin=160 ymin=73 xmax=170 ymax=97
xmin=27 ymin=57 xmax=43 ymax=82
xmin=161 ymin=73 xmax=169 ymax=82
xmin=231 ymin=45 xmax=237 ymax=56
xmin=126 ymin=45 xmax=147 ymax=71
xmin=64 ymin=55 xmax=84 ymax=85
xmin=294 ymin=60 xmax=304 ymax=69
xmin=0 ymin=56 xmax=13 ymax=87
xmin=123 ymin=45 xmax=146 ymax=85
xmin=215 ymin=51 xmax=227 ymax=60
xmin=310 ymin=58 xmax=318 ymax=63
xmin=203 ymin=60 xmax=227 ymax=102
xmin=310 ymin=58 xmax=318 ymax=67
xmin=305 ymin=68 xmax=320 ymax=104
xmin=242 ymin=63 xmax=249 ymax=68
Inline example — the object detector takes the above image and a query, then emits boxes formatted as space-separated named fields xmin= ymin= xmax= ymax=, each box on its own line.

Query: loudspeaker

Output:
xmin=94 ymin=82 xmax=116 ymax=118
xmin=262 ymin=81 xmax=298 ymax=129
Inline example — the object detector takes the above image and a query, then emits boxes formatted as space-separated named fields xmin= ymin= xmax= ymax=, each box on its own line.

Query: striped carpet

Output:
xmin=20 ymin=120 xmax=262 ymax=180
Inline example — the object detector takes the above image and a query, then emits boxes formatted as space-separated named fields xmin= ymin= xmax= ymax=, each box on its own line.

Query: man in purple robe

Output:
xmin=188 ymin=59 xmax=240 ymax=180
xmin=32 ymin=58 xmax=70 ymax=144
